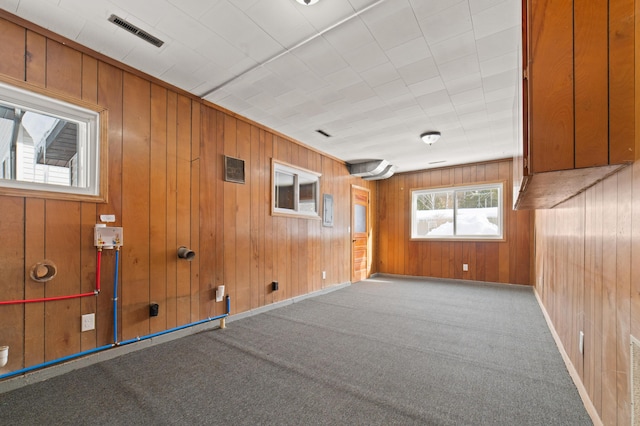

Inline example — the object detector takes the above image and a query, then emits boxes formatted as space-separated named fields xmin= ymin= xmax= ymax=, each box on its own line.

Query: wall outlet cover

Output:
xmin=81 ymin=313 xmax=95 ymax=332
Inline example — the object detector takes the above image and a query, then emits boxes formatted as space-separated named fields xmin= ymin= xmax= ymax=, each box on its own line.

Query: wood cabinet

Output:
xmin=514 ymin=0 xmax=635 ymax=209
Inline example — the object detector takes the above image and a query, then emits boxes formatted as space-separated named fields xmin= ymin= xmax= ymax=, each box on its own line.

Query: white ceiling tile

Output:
xmin=476 ymin=26 xmax=520 ymax=61
xmin=343 ymin=41 xmax=388 ymax=73
xmin=201 ymin=1 xmax=283 ymax=62
xmin=245 ymin=0 xmax=317 ymax=48
xmin=450 ymin=87 xmax=485 ymax=106
xmin=360 ymin=62 xmax=402 ymax=87
xmin=438 ymin=54 xmax=480 ymax=82
xmin=323 ymin=17 xmax=372 ymax=55
xmin=364 ymin=3 xmax=423 ymax=50
xmin=397 ymin=57 xmax=440 ymax=86
xmin=430 ymin=31 xmax=477 ymax=65
xmin=293 ymin=37 xmax=349 ymax=76
xmin=417 ymin=1 xmax=472 ymax=44
xmin=408 ymin=77 xmax=446 ymax=97
xmin=443 ymin=73 xmax=482 ymax=96
xmin=472 ymin=0 xmax=519 ymax=39
xmin=479 ymin=50 xmax=517 ymax=77
xmin=6 ymin=0 xmax=521 ymax=173
xmin=386 ymin=37 xmax=432 ymax=68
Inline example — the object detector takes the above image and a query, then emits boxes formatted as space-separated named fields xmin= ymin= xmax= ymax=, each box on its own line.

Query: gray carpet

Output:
xmin=0 ymin=276 xmax=591 ymax=425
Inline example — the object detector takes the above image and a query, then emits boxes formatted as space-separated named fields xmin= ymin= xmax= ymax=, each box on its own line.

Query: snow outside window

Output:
xmin=411 ymin=182 xmax=504 ymax=240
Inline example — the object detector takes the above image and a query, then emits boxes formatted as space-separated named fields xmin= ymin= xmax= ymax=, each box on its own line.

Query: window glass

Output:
xmin=411 ymin=182 xmax=503 ymax=240
xmin=0 ymin=81 xmax=103 ymax=200
xmin=272 ymin=161 xmax=321 ymax=218
xmin=275 ymin=171 xmax=295 ymax=210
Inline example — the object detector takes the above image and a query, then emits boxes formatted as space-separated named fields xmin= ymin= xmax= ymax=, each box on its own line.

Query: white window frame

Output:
xmin=272 ymin=160 xmax=321 ymax=219
xmin=0 ymin=78 xmax=108 ymax=202
xmin=410 ymin=181 xmax=505 ymax=241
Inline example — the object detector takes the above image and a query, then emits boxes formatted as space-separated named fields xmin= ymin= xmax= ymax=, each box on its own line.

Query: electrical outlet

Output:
xmin=579 ymin=331 xmax=584 ymax=354
xmin=81 ymin=313 xmax=95 ymax=332
xmin=462 ymin=263 xmax=469 ymax=272
xmin=322 ymin=271 xmax=326 ymax=280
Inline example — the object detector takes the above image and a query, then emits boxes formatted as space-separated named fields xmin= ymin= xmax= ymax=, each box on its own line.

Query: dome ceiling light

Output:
xmin=420 ymin=131 xmax=441 ymax=145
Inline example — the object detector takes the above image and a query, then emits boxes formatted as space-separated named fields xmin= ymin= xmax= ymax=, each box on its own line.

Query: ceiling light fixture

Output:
xmin=420 ymin=131 xmax=441 ymax=145
xmin=296 ymin=0 xmax=320 ymax=5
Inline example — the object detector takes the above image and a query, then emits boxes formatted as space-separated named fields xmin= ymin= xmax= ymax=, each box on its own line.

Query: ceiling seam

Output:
xmin=198 ymin=0 xmax=389 ymax=100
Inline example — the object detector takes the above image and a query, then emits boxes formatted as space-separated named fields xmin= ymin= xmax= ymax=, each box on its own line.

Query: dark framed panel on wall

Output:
xmin=323 ymin=193 xmax=334 ymax=227
xmin=224 ymin=155 xmax=245 ymax=184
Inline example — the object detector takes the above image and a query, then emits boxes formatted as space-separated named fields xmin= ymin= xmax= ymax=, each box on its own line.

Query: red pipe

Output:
xmin=0 ymin=249 xmax=103 ymax=305
xmin=0 ymin=292 xmax=97 ymax=305
xmin=96 ymin=249 xmax=102 ymax=292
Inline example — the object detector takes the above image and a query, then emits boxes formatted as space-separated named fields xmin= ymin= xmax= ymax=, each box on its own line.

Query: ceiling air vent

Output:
xmin=108 ymin=14 xmax=164 ymax=48
xmin=347 ymin=159 xmax=396 ymax=180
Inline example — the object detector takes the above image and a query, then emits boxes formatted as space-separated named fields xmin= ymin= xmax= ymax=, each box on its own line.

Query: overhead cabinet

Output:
xmin=515 ymin=0 xmax=634 ymax=209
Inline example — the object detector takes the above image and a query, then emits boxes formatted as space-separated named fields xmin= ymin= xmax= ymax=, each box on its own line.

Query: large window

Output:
xmin=411 ymin=182 xmax=504 ymax=240
xmin=272 ymin=160 xmax=320 ymax=218
xmin=0 ymin=79 xmax=106 ymax=201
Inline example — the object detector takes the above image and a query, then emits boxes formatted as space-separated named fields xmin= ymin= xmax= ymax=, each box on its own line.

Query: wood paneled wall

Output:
xmin=0 ymin=15 xmax=375 ymax=375
xmin=376 ymin=159 xmax=532 ymax=285
xmin=535 ymin=161 xmax=640 ymax=425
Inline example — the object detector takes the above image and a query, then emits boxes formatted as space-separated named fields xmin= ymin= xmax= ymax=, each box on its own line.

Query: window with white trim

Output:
xmin=272 ymin=161 xmax=320 ymax=218
xmin=0 ymin=80 xmax=104 ymax=200
xmin=411 ymin=182 xmax=504 ymax=240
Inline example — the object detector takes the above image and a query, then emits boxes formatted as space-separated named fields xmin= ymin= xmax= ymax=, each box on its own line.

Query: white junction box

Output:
xmin=94 ymin=225 xmax=124 ymax=249
xmin=463 ymin=263 xmax=469 ymax=272
xmin=81 ymin=313 xmax=95 ymax=332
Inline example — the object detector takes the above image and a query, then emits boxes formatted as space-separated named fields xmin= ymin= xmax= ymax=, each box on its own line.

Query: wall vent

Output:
xmin=108 ymin=15 xmax=164 ymax=48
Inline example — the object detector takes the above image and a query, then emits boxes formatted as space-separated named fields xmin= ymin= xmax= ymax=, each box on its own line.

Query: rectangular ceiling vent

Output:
xmin=108 ymin=14 xmax=164 ymax=48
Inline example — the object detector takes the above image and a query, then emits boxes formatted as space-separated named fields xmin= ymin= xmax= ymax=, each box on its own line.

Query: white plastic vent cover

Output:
xmin=108 ymin=15 xmax=164 ymax=47
xmin=632 ymin=335 xmax=640 ymax=425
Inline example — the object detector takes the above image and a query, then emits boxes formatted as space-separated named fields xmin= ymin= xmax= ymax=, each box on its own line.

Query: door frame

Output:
xmin=351 ymin=184 xmax=371 ymax=283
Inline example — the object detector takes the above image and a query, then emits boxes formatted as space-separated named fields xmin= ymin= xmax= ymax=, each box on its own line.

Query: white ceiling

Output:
xmin=0 ymin=0 xmax=522 ymax=174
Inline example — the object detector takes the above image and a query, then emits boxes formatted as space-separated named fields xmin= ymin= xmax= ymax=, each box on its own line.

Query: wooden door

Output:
xmin=351 ymin=186 xmax=370 ymax=282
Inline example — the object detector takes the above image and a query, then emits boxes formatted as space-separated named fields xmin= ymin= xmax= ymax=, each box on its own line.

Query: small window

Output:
xmin=272 ymin=160 xmax=320 ymax=218
xmin=411 ymin=182 xmax=504 ymax=240
xmin=0 ymin=79 xmax=106 ymax=201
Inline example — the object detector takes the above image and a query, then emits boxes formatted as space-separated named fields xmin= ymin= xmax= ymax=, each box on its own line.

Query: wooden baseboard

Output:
xmin=533 ymin=288 xmax=603 ymax=426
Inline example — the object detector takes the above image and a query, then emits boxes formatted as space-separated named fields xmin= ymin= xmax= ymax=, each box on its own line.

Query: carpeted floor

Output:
xmin=0 ymin=276 xmax=591 ymax=425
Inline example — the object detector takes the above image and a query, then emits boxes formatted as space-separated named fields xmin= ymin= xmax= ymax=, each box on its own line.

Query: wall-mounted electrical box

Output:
xmin=94 ymin=224 xmax=124 ymax=249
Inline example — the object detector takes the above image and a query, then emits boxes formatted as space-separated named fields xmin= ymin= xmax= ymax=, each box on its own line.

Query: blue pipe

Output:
xmin=117 ymin=313 xmax=229 ymax=346
xmin=1 ymin=246 xmax=230 ymax=381
xmin=0 ymin=344 xmax=114 ymax=380
xmin=113 ymin=249 xmax=119 ymax=343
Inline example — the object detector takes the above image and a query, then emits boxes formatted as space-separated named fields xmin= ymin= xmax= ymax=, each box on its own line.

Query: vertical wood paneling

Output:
xmin=536 ymin=163 xmax=640 ymax=423
xmin=529 ymin=0 xmax=574 ymax=173
xmin=377 ymin=160 xmax=530 ymax=285
xmin=25 ymin=31 xmax=45 ymax=87
xmin=574 ymin=0 xmax=608 ymax=168
xmin=615 ymin=166 xmax=632 ymax=424
xmin=0 ymin=15 xmax=377 ymax=379
xmin=235 ymin=120 xmax=251 ymax=313
xmin=165 ymin=91 xmax=178 ymax=328
xmin=96 ymin=61 xmax=122 ymax=345
xmin=609 ymin=0 xmax=635 ymax=163
xmin=80 ymin=202 xmax=97 ymax=352
xmin=223 ymin=115 xmax=238 ymax=311
xmin=121 ymin=73 xmax=150 ymax=340
xmin=190 ymin=102 xmax=201 ymax=322
xmin=0 ymin=18 xmax=25 ymax=79
xmin=149 ymin=84 xmax=168 ymax=333
xmin=0 ymin=197 xmax=25 ymax=371
xmin=44 ymin=200 xmax=81 ymax=361
xmin=176 ymin=94 xmax=192 ymax=326
xmin=24 ymin=199 xmax=44 ymax=367
xmin=198 ymin=103 xmax=217 ymax=317
xmin=45 ymin=40 xmax=81 ymax=97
